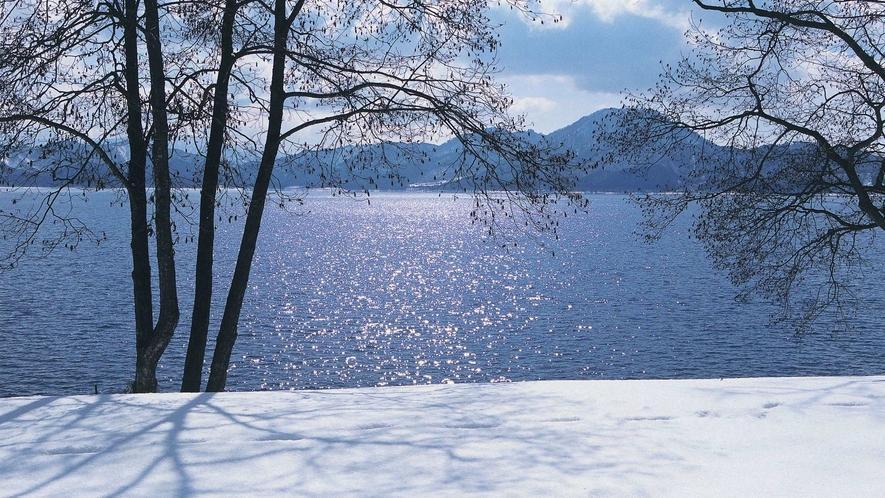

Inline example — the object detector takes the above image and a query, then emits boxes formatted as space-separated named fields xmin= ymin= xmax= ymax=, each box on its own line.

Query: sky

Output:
xmin=491 ymin=0 xmax=701 ymax=134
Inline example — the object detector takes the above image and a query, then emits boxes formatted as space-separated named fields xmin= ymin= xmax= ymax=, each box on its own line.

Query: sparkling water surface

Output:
xmin=1 ymin=190 xmax=884 ymax=396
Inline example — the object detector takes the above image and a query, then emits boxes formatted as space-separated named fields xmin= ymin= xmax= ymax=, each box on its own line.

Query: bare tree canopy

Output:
xmin=601 ymin=0 xmax=885 ymax=326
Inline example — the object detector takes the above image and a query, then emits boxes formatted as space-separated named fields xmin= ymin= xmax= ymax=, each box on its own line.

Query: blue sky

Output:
xmin=491 ymin=0 xmax=700 ymax=134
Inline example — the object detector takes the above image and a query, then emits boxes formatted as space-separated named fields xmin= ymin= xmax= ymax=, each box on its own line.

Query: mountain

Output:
xmin=0 ymin=109 xmax=716 ymax=192
xmin=546 ymin=107 xmax=719 ymax=192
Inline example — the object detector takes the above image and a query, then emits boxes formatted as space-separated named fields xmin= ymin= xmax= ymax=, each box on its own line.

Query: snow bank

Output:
xmin=2 ymin=377 xmax=884 ymax=497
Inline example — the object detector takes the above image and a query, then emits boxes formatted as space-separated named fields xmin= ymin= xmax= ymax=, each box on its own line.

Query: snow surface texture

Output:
xmin=2 ymin=377 xmax=885 ymax=497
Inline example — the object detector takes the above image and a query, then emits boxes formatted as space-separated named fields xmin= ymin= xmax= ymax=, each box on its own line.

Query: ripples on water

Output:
xmin=1 ymin=190 xmax=884 ymax=396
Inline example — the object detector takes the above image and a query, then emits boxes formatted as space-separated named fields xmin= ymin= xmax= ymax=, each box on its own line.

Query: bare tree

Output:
xmin=601 ymin=0 xmax=885 ymax=326
xmin=177 ymin=0 xmax=242 ymax=393
xmin=0 ymin=0 xmax=179 ymax=391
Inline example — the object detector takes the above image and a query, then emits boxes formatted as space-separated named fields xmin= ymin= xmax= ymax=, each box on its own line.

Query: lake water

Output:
xmin=1 ymin=190 xmax=884 ymax=396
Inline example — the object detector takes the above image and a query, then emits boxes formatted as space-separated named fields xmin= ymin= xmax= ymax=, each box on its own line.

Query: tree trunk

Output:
xmin=143 ymin=0 xmax=180 ymax=391
xmin=206 ymin=0 xmax=291 ymax=392
xmin=123 ymin=0 xmax=179 ymax=393
xmin=122 ymin=0 xmax=158 ymax=393
xmin=181 ymin=0 xmax=238 ymax=392
xmin=144 ymin=0 xmax=180 ymax=390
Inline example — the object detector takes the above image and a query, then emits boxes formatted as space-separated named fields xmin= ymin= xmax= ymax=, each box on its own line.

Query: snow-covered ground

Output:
xmin=2 ymin=376 xmax=884 ymax=497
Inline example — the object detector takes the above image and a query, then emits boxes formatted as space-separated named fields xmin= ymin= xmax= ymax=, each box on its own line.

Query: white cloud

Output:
xmin=510 ymin=96 xmax=558 ymax=115
xmin=513 ymin=0 xmax=690 ymax=31
xmin=586 ymin=0 xmax=689 ymax=29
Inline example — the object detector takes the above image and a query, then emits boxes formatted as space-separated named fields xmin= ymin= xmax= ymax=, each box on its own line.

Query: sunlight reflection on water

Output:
xmin=1 ymin=190 xmax=884 ymax=395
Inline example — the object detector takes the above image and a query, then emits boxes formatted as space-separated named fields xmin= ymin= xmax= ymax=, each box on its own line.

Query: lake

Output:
xmin=1 ymin=190 xmax=884 ymax=396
